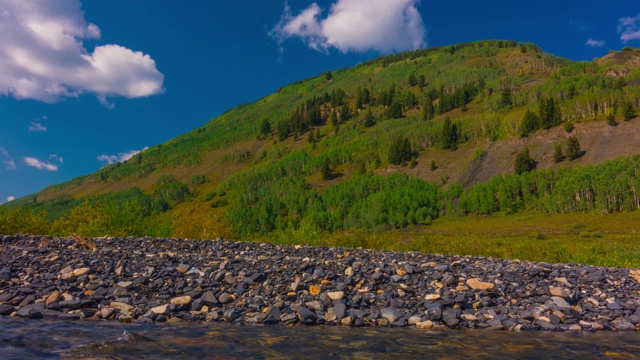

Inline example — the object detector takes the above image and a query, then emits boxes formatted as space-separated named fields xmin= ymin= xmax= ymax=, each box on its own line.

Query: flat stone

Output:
xmin=117 ymin=281 xmax=133 ymax=289
xmin=45 ymin=291 xmax=62 ymax=308
xmin=466 ymin=278 xmax=494 ymax=291
xmin=551 ymin=296 xmax=571 ymax=310
xmin=218 ymin=293 xmax=232 ymax=304
xmin=201 ymin=291 xmax=218 ymax=306
xmin=408 ymin=316 xmax=422 ymax=326
xmin=327 ymin=291 xmax=344 ymax=300
xmin=381 ymin=308 xmax=401 ymax=323
xmin=425 ymin=294 xmax=441 ymax=301
xmin=416 ymin=320 xmax=434 ymax=329
xmin=151 ymin=304 xmax=169 ymax=315
xmin=550 ymin=286 xmax=570 ymax=299
xmin=0 ymin=304 xmax=15 ymax=315
xmin=461 ymin=314 xmax=478 ymax=321
xmin=72 ymin=268 xmax=91 ymax=277
xmin=330 ymin=303 xmax=347 ymax=319
xmin=443 ymin=308 xmax=460 ymax=327
xmin=170 ymin=296 xmax=192 ymax=306
xmin=110 ymin=301 xmax=134 ymax=312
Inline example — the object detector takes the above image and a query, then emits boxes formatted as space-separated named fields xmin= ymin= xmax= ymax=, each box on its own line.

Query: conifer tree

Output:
xmin=566 ymin=136 xmax=582 ymax=161
xmin=553 ymin=143 xmax=564 ymax=163
xmin=514 ymin=148 xmax=535 ymax=175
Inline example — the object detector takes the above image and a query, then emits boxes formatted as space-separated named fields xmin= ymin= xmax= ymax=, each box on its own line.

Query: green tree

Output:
xmin=623 ymin=101 xmax=635 ymax=121
xmin=553 ymin=143 xmax=564 ymax=163
xmin=259 ymin=119 xmax=272 ymax=138
xmin=441 ymin=117 xmax=459 ymax=150
xmin=388 ymin=136 xmax=412 ymax=165
xmin=330 ymin=111 xmax=338 ymax=127
xmin=514 ymin=148 xmax=535 ymax=175
xmin=339 ymin=104 xmax=352 ymax=123
xmin=321 ymin=158 xmax=332 ymax=180
xmin=418 ymin=74 xmax=426 ymax=88
xmin=430 ymin=160 xmax=437 ymax=171
xmin=408 ymin=73 xmax=418 ymax=87
xmin=324 ymin=71 xmax=333 ymax=81
xmin=422 ymin=101 xmax=435 ymax=121
xmin=566 ymin=136 xmax=582 ymax=161
xmin=520 ymin=110 xmax=540 ymax=137
xmin=539 ymin=97 xmax=562 ymax=129
xmin=501 ymin=86 xmax=512 ymax=108
xmin=607 ymin=113 xmax=617 ymax=126
xmin=386 ymin=101 xmax=403 ymax=119
xmin=363 ymin=110 xmax=375 ymax=127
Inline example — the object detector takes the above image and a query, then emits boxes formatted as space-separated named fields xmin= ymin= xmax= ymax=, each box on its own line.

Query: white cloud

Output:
xmin=7 ymin=196 xmax=15 ymax=202
xmin=28 ymin=121 xmax=47 ymax=132
xmin=0 ymin=0 xmax=164 ymax=105
xmin=23 ymin=156 xmax=58 ymax=171
xmin=97 ymin=148 xmax=147 ymax=165
xmin=619 ymin=14 xmax=640 ymax=43
xmin=585 ymin=39 xmax=605 ymax=47
xmin=0 ymin=147 xmax=16 ymax=171
xmin=271 ymin=0 xmax=426 ymax=54
xmin=49 ymin=154 xmax=63 ymax=164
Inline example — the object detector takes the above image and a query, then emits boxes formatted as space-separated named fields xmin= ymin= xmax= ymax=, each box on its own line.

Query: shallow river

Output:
xmin=1 ymin=318 xmax=639 ymax=359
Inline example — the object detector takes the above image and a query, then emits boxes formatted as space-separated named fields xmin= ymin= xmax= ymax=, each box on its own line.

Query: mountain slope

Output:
xmin=6 ymin=40 xmax=640 ymax=242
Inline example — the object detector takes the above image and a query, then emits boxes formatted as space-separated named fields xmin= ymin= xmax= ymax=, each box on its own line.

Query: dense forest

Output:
xmin=4 ymin=40 xmax=640 ymax=244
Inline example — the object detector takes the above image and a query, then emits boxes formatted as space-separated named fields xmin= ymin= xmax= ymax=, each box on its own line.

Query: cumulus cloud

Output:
xmin=7 ymin=196 xmax=15 ymax=202
xmin=271 ymin=0 xmax=426 ymax=54
xmin=23 ymin=156 xmax=59 ymax=171
xmin=0 ymin=147 xmax=16 ymax=171
xmin=619 ymin=14 xmax=640 ymax=43
xmin=585 ymin=39 xmax=605 ymax=47
xmin=97 ymin=148 xmax=147 ymax=165
xmin=0 ymin=0 xmax=164 ymax=105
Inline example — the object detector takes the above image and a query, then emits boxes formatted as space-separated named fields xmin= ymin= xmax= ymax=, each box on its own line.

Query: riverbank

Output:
xmin=1 ymin=234 xmax=639 ymax=331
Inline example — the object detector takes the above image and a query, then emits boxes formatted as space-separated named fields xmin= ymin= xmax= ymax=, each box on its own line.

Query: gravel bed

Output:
xmin=1 ymin=234 xmax=639 ymax=331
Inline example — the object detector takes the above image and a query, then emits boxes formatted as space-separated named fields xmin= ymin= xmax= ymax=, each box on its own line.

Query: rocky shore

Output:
xmin=1 ymin=234 xmax=639 ymax=331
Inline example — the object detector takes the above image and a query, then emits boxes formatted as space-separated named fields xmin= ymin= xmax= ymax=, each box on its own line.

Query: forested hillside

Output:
xmin=4 ymin=40 xmax=640 ymax=261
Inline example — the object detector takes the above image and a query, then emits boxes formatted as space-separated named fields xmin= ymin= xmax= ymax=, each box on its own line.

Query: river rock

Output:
xmin=170 ymin=296 xmax=192 ymax=306
xmin=466 ymin=278 xmax=494 ymax=291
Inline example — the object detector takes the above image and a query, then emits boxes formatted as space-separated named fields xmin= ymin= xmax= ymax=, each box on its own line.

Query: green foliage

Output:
xmin=553 ymin=143 xmax=564 ymax=163
xmin=623 ymin=101 xmax=635 ymax=121
xmin=514 ymin=148 xmax=535 ymax=175
xmin=566 ymin=136 xmax=582 ymax=161
xmin=520 ymin=110 xmax=540 ymax=137
xmin=325 ymin=71 xmax=333 ymax=81
xmin=388 ymin=136 xmax=413 ymax=165
xmin=386 ymin=101 xmax=403 ymax=119
xmin=321 ymin=158 xmax=332 ymax=180
xmin=607 ymin=113 xmax=617 ymax=126
xmin=156 ymin=174 xmax=176 ymax=185
xmin=363 ymin=110 xmax=376 ymax=127
xmin=441 ymin=117 xmax=459 ymax=150
xmin=430 ymin=160 xmax=437 ymax=171
xmin=408 ymin=73 xmax=418 ymax=87
xmin=539 ymin=96 xmax=562 ymax=129
xmin=259 ymin=119 xmax=272 ymax=139
xmin=188 ymin=174 xmax=209 ymax=185
xmin=153 ymin=182 xmax=191 ymax=208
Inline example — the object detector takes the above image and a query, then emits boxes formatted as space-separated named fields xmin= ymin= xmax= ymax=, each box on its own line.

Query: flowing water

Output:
xmin=1 ymin=318 xmax=639 ymax=359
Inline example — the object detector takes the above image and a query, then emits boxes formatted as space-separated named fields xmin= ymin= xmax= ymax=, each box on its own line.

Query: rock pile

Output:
xmin=1 ymin=234 xmax=639 ymax=331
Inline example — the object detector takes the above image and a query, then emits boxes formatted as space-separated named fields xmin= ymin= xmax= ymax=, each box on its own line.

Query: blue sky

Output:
xmin=0 ymin=0 xmax=638 ymax=203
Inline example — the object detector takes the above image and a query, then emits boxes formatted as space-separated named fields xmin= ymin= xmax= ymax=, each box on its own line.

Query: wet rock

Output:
xmin=443 ymin=308 xmax=460 ymax=327
xmin=0 ymin=304 xmax=15 ymax=315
